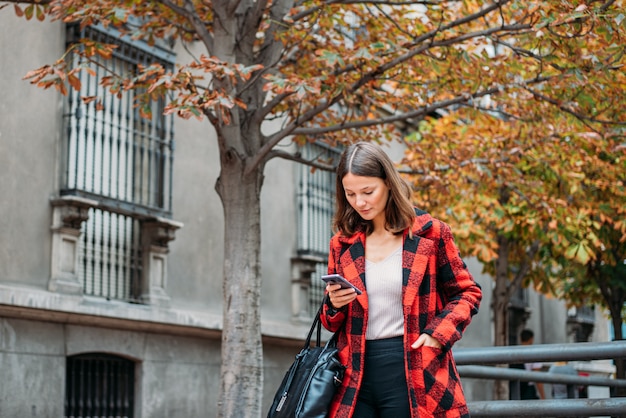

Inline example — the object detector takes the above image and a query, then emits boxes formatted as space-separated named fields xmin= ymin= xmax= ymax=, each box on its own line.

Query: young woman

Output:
xmin=320 ymin=142 xmax=482 ymax=418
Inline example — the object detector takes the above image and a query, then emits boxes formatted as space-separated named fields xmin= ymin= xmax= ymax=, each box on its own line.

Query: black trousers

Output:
xmin=353 ymin=336 xmax=411 ymax=418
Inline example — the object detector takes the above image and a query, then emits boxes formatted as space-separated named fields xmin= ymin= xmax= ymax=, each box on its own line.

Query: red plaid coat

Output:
xmin=321 ymin=209 xmax=482 ymax=417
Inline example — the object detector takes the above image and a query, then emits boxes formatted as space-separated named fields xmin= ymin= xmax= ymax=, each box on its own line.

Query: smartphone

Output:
xmin=321 ymin=274 xmax=362 ymax=295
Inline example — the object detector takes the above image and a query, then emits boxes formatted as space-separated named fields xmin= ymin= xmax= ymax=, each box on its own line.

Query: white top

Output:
xmin=525 ymin=362 xmax=543 ymax=388
xmin=365 ymin=245 xmax=404 ymax=340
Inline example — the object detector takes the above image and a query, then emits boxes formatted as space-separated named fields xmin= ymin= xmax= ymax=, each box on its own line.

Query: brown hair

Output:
xmin=333 ymin=142 xmax=415 ymax=236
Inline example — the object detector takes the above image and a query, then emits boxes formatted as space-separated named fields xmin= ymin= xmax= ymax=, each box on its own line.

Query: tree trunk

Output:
xmin=594 ymin=262 xmax=626 ymax=401
xmin=216 ymin=150 xmax=264 ymax=418
xmin=610 ymin=307 xmax=625 ymax=399
xmin=492 ymin=234 xmax=511 ymax=400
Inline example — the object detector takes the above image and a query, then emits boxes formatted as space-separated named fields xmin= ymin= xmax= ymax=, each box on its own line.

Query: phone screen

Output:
xmin=321 ymin=274 xmax=362 ymax=295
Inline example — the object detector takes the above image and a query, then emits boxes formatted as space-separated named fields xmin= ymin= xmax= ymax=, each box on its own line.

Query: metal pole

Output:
xmin=454 ymin=341 xmax=626 ymax=365
xmin=468 ymin=397 xmax=626 ymax=417
xmin=457 ymin=365 xmax=626 ymax=387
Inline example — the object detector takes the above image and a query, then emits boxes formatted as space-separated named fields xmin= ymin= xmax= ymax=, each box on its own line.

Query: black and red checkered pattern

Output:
xmin=321 ymin=209 xmax=482 ymax=417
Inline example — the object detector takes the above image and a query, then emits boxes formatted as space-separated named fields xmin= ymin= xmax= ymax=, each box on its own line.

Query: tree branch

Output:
xmin=266 ymin=148 xmax=336 ymax=171
xmin=292 ymin=86 xmax=500 ymax=136
xmin=522 ymin=85 xmax=626 ymax=126
xmin=250 ymin=63 xmax=540 ymax=174
xmin=290 ymin=0 xmax=451 ymax=22
xmin=247 ymin=1 xmax=526 ymax=173
xmin=507 ymin=238 xmax=541 ymax=301
xmin=158 ymin=0 xmax=214 ymax=53
xmin=1 ymin=0 xmax=53 ymax=4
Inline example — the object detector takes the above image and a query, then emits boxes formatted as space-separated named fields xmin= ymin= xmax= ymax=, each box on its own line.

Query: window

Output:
xmin=78 ymin=208 xmax=142 ymax=301
xmin=58 ymin=24 xmax=176 ymax=302
xmin=63 ymin=24 xmax=174 ymax=214
xmin=295 ymin=142 xmax=340 ymax=315
xmin=65 ymin=353 xmax=135 ymax=418
xmin=567 ymin=305 xmax=596 ymax=342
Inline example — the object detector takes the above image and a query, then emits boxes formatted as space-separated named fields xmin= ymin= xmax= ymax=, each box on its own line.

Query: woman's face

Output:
xmin=342 ymin=172 xmax=389 ymax=225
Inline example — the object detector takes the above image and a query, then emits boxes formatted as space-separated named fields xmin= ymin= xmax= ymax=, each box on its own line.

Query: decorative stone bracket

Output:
xmin=48 ymin=195 xmax=183 ymax=308
xmin=48 ymin=195 xmax=99 ymax=295
xmin=290 ymin=254 xmax=325 ymax=321
xmin=567 ymin=306 xmax=596 ymax=343
xmin=139 ymin=217 xmax=183 ymax=307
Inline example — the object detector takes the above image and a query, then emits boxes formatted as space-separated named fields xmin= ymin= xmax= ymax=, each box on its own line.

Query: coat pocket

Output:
xmin=415 ymin=346 xmax=464 ymax=415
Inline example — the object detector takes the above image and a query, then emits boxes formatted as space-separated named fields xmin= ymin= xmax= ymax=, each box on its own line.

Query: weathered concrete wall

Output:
xmin=0 ymin=15 xmax=64 ymax=288
xmin=0 ymin=318 xmax=65 ymax=417
xmin=0 ymin=317 xmax=221 ymax=417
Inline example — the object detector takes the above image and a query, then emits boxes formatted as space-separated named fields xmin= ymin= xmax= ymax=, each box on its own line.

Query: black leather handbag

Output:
xmin=267 ymin=297 xmax=345 ymax=418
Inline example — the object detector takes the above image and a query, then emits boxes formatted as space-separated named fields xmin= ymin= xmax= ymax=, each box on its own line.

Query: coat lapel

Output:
xmin=337 ymin=233 xmax=368 ymax=309
xmin=336 ymin=209 xmax=436 ymax=312
xmin=402 ymin=233 xmax=435 ymax=310
xmin=402 ymin=211 xmax=436 ymax=309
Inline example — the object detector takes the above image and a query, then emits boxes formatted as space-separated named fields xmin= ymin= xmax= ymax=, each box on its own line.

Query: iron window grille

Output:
xmin=65 ymin=353 xmax=135 ymax=418
xmin=62 ymin=23 xmax=175 ymax=302
xmin=296 ymin=142 xmax=340 ymax=315
xmin=62 ymin=23 xmax=175 ymax=216
xmin=78 ymin=208 xmax=142 ymax=302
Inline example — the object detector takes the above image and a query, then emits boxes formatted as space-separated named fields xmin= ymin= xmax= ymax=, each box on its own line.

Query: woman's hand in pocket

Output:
xmin=411 ymin=333 xmax=443 ymax=350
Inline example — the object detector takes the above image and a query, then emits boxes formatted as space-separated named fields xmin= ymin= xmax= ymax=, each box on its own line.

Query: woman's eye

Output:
xmin=364 ymin=191 xmax=373 ymax=195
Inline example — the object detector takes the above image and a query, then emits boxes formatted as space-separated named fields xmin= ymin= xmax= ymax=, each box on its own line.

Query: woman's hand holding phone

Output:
xmin=326 ymin=283 xmax=358 ymax=309
xmin=321 ymin=274 xmax=361 ymax=309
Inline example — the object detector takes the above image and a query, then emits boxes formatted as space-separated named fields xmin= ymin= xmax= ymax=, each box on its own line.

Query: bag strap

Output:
xmin=303 ymin=294 xmax=342 ymax=349
xmin=272 ymin=295 xmax=338 ymax=412
xmin=302 ymin=295 xmax=326 ymax=349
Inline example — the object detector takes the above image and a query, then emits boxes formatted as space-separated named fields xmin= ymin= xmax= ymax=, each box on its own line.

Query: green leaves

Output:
xmin=564 ymin=242 xmax=593 ymax=265
xmin=317 ymin=50 xmax=345 ymax=67
xmin=14 ymin=3 xmax=47 ymax=21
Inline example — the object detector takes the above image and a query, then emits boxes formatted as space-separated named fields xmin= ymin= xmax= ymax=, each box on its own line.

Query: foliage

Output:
xmin=12 ymin=1 xmax=624 ymax=150
xmin=407 ymin=109 xmax=625 ymax=295
xmin=399 ymin=1 xmax=626 ymax=370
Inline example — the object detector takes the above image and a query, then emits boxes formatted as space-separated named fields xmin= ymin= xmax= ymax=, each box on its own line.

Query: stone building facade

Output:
xmin=0 ymin=12 xmax=611 ymax=418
